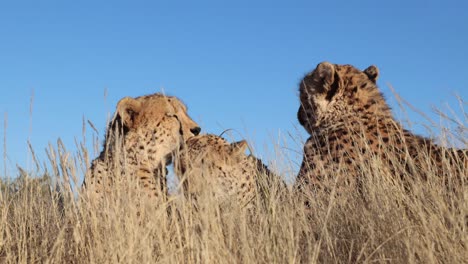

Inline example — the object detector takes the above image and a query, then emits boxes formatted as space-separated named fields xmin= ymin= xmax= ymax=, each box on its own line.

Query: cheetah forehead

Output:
xmin=334 ymin=64 xmax=379 ymax=86
xmin=185 ymin=134 xmax=249 ymax=161
xmin=187 ymin=135 xmax=230 ymax=151
xmin=299 ymin=62 xmax=383 ymax=109
xmin=302 ymin=63 xmax=379 ymax=94
xmin=138 ymin=94 xmax=186 ymax=113
xmin=124 ymin=94 xmax=189 ymax=128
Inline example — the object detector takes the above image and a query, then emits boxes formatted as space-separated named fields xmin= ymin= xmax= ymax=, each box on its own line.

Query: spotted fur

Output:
xmin=174 ymin=134 xmax=281 ymax=208
xmin=296 ymin=62 xmax=467 ymax=193
xmin=83 ymin=93 xmax=201 ymax=205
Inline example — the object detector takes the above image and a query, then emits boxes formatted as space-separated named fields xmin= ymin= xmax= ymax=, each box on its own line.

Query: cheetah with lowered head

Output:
xmin=296 ymin=62 xmax=466 ymax=193
xmin=174 ymin=134 xmax=283 ymax=209
xmin=83 ymin=93 xmax=201 ymax=204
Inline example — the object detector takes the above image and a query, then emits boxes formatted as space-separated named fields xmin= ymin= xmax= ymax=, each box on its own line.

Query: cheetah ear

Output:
xmin=230 ymin=140 xmax=248 ymax=156
xmin=116 ymin=97 xmax=142 ymax=128
xmin=315 ymin=62 xmax=336 ymax=89
xmin=364 ymin=65 xmax=379 ymax=83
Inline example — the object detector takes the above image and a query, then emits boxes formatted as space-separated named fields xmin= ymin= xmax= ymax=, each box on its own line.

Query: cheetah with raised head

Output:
xmin=83 ymin=93 xmax=201 ymax=204
xmin=296 ymin=62 xmax=466 ymax=193
xmin=174 ymin=134 xmax=283 ymax=208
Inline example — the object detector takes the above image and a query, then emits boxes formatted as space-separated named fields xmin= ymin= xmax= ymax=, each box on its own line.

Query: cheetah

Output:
xmin=295 ymin=62 xmax=466 ymax=194
xmin=83 ymin=93 xmax=201 ymax=205
xmin=174 ymin=134 xmax=283 ymax=209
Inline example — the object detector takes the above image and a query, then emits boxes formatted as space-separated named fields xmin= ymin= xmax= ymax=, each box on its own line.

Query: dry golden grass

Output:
xmin=1 ymin=104 xmax=467 ymax=263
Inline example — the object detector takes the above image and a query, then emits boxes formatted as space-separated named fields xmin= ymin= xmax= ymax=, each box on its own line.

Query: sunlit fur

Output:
xmin=83 ymin=93 xmax=201 ymax=204
xmin=296 ymin=62 xmax=467 ymax=193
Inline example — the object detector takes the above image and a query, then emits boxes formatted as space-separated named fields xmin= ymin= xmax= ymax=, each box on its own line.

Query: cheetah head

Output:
xmin=298 ymin=62 xmax=386 ymax=134
xmin=107 ymin=93 xmax=201 ymax=167
xmin=174 ymin=134 xmax=249 ymax=175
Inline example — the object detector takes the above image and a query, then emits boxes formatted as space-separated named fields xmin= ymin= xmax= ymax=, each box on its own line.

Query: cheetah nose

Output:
xmin=190 ymin=127 xmax=201 ymax=136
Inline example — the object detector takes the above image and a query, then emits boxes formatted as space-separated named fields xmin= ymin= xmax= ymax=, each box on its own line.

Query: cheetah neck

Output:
xmin=316 ymin=107 xmax=398 ymax=135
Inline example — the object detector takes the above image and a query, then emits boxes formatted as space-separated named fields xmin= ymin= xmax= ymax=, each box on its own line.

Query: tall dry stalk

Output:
xmin=0 ymin=96 xmax=466 ymax=263
xmin=3 ymin=112 xmax=7 ymax=178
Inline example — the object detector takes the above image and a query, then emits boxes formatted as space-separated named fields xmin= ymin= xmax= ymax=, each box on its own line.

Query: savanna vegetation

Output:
xmin=0 ymin=99 xmax=466 ymax=264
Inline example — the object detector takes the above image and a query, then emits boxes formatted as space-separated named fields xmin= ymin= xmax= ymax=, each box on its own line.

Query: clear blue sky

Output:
xmin=1 ymin=1 xmax=467 ymax=182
